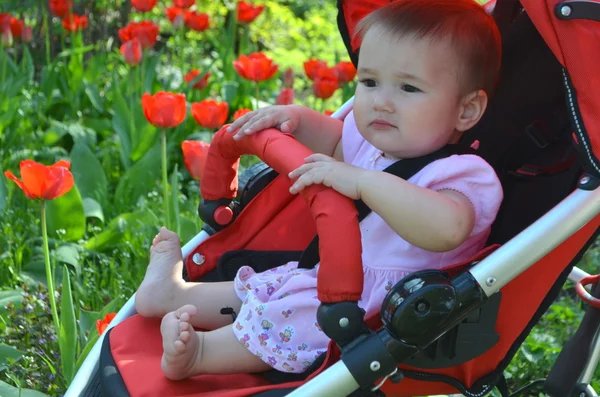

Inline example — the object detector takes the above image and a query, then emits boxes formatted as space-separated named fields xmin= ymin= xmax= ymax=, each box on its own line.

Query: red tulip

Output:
xmin=62 ymin=14 xmax=88 ymax=32
xmin=275 ymin=88 xmax=294 ymax=105
xmin=191 ymin=100 xmax=229 ymax=130
xmin=233 ymin=52 xmax=278 ymax=82
xmin=184 ymin=69 xmax=210 ymax=90
xmin=303 ymin=59 xmax=327 ymax=81
xmin=184 ymin=11 xmax=210 ymax=32
xmin=96 ymin=313 xmax=117 ymax=335
xmin=119 ymin=21 xmax=159 ymax=49
xmin=313 ymin=67 xmax=338 ymax=99
xmin=132 ymin=0 xmax=158 ymax=12
xmin=237 ymin=1 xmax=265 ymax=24
xmin=142 ymin=92 xmax=187 ymax=128
xmin=174 ymin=0 xmax=195 ymax=9
xmin=49 ymin=0 xmax=72 ymax=18
xmin=233 ymin=108 xmax=251 ymax=121
xmin=333 ymin=61 xmax=356 ymax=84
xmin=21 ymin=26 xmax=33 ymax=43
xmin=120 ymin=38 xmax=142 ymax=66
xmin=4 ymin=160 xmax=74 ymax=200
xmin=9 ymin=17 xmax=23 ymax=38
xmin=166 ymin=6 xmax=185 ymax=27
xmin=182 ymin=140 xmax=210 ymax=181
xmin=0 ymin=13 xmax=11 ymax=32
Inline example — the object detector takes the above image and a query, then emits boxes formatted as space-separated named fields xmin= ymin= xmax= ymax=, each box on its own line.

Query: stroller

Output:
xmin=65 ymin=0 xmax=600 ymax=396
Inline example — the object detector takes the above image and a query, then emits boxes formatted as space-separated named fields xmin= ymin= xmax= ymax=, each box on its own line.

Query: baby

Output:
xmin=135 ymin=0 xmax=503 ymax=381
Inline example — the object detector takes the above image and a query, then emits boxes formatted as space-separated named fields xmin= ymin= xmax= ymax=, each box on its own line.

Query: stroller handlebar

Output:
xmin=200 ymin=125 xmax=365 ymax=303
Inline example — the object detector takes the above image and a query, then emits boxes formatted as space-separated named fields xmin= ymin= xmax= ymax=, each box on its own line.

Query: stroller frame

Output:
xmin=66 ymin=98 xmax=600 ymax=397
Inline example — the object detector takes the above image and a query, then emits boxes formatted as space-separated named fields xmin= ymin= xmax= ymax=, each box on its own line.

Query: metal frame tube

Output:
xmin=470 ymin=186 xmax=600 ymax=297
xmin=286 ymin=361 xmax=360 ymax=397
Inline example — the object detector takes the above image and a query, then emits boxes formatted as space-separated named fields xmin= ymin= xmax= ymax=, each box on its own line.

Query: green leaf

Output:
xmin=78 ymin=308 xmax=99 ymax=342
xmin=0 ymin=344 xmax=25 ymax=372
xmin=84 ymin=82 xmax=104 ymax=113
xmin=170 ymin=164 xmax=181 ymax=235
xmin=0 ymin=290 xmax=23 ymax=310
xmin=70 ymin=141 xmax=108 ymax=207
xmin=75 ymin=332 xmax=99 ymax=373
xmin=0 ymin=381 xmax=49 ymax=397
xmin=84 ymin=210 xmax=159 ymax=252
xmin=180 ymin=217 xmax=199 ymax=244
xmin=20 ymin=46 xmax=34 ymax=83
xmin=0 ymin=100 xmax=19 ymax=134
xmin=115 ymin=143 xmax=161 ymax=208
xmin=112 ymin=72 xmax=132 ymax=169
xmin=46 ymin=185 xmax=86 ymax=242
xmin=82 ymin=197 xmax=104 ymax=223
xmin=221 ymin=81 xmax=240 ymax=104
xmin=44 ymin=120 xmax=97 ymax=147
xmin=83 ymin=227 xmax=123 ymax=252
xmin=0 ymin=165 xmax=6 ymax=214
xmin=55 ymin=244 xmax=81 ymax=278
xmin=59 ymin=265 xmax=77 ymax=384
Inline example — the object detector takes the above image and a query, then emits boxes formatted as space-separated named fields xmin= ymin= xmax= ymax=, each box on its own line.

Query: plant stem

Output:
xmin=255 ymin=81 xmax=259 ymax=110
xmin=179 ymin=28 xmax=185 ymax=78
xmin=140 ymin=53 xmax=145 ymax=95
xmin=161 ymin=129 xmax=171 ymax=229
xmin=1 ymin=49 xmax=6 ymax=91
xmin=43 ymin=6 xmax=51 ymax=67
xmin=41 ymin=201 xmax=60 ymax=337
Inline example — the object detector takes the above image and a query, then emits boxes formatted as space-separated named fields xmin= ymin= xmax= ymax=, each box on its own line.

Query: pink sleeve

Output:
xmin=341 ymin=110 xmax=367 ymax=165
xmin=411 ymin=154 xmax=503 ymax=236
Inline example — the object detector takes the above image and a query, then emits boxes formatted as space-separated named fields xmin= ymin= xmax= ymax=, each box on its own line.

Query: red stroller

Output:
xmin=66 ymin=0 xmax=600 ymax=396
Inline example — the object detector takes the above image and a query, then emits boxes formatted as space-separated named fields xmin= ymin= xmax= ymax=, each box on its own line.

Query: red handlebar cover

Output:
xmin=200 ymin=126 xmax=364 ymax=302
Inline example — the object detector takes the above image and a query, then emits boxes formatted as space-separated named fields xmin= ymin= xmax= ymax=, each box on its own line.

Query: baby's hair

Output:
xmin=353 ymin=0 xmax=502 ymax=96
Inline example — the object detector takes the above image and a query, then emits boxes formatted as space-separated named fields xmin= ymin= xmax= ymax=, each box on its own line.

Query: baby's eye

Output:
xmin=359 ymin=79 xmax=377 ymax=88
xmin=401 ymin=84 xmax=421 ymax=93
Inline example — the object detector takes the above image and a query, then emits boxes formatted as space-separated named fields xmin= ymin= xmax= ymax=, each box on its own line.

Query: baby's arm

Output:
xmin=227 ymin=105 xmax=344 ymax=160
xmin=358 ymin=171 xmax=475 ymax=252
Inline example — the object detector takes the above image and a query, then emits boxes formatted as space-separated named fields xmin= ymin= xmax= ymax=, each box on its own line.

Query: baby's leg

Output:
xmin=135 ymin=227 xmax=242 ymax=330
xmin=161 ymin=305 xmax=271 ymax=380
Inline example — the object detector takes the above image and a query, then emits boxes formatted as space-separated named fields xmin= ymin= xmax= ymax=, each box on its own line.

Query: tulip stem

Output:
xmin=255 ymin=82 xmax=259 ymax=110
xmin=43 ymin=6 xmax=51 ymax=67
xmin=41 ymin=201 xmax=61 ymax=338
xmin=161 ymin=129 xmax=171 ymax=230
xmin=179 ymin=28 xmax=185 ymax=78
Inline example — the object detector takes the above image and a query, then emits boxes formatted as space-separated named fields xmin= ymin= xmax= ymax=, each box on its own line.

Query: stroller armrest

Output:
xmin=200 ymin=126 xmax=364 ymax=303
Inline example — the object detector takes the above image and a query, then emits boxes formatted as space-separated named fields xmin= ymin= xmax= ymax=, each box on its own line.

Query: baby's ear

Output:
xmin=456 ymin=90 xmax=488 ymax=132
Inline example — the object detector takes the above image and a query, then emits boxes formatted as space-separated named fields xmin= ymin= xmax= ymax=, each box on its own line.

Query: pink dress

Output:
xmin=231 ymin=110 xmax=503 ymax=373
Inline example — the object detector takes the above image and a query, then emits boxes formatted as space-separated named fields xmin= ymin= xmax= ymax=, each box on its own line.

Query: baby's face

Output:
xmin=353 ymin=27 xmax=467 ymax=159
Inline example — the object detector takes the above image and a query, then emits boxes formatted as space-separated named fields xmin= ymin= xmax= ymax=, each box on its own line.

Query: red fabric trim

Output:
xmin=197 ymin=126 xmax=364 ymax=302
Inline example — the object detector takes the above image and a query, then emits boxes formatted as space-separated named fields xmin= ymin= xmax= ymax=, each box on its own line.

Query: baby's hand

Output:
xmin=288 ymin=154 xmax=367 ymax=200
xmin=226 ymin=105 xmax=300 ymax=141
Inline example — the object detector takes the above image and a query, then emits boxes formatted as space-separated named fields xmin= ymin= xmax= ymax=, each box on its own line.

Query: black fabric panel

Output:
xmin=217 ymin=250 xmax=303 ymax=281
xmin=99 ymin=328 xmax=130 ymax=397
xmin=81 ymin=369 xmax=102 ymax=397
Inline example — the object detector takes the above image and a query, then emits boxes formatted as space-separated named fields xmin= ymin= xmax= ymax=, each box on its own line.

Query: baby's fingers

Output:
xmin=289 ymin=171 xmax=323 ymax=194
xmin=226 ymin=111 xmax=256 ymax=133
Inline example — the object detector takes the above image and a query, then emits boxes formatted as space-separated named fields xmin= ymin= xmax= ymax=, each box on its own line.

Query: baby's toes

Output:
xmin=173 ymin=338 xmax=186 ymax=353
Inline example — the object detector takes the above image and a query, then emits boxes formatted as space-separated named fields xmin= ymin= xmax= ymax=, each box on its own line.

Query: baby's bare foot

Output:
xmin=161 ymin=305 xmax=201 ymax=380
xmin=135 ymin=227 xmax=185 ymax=317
